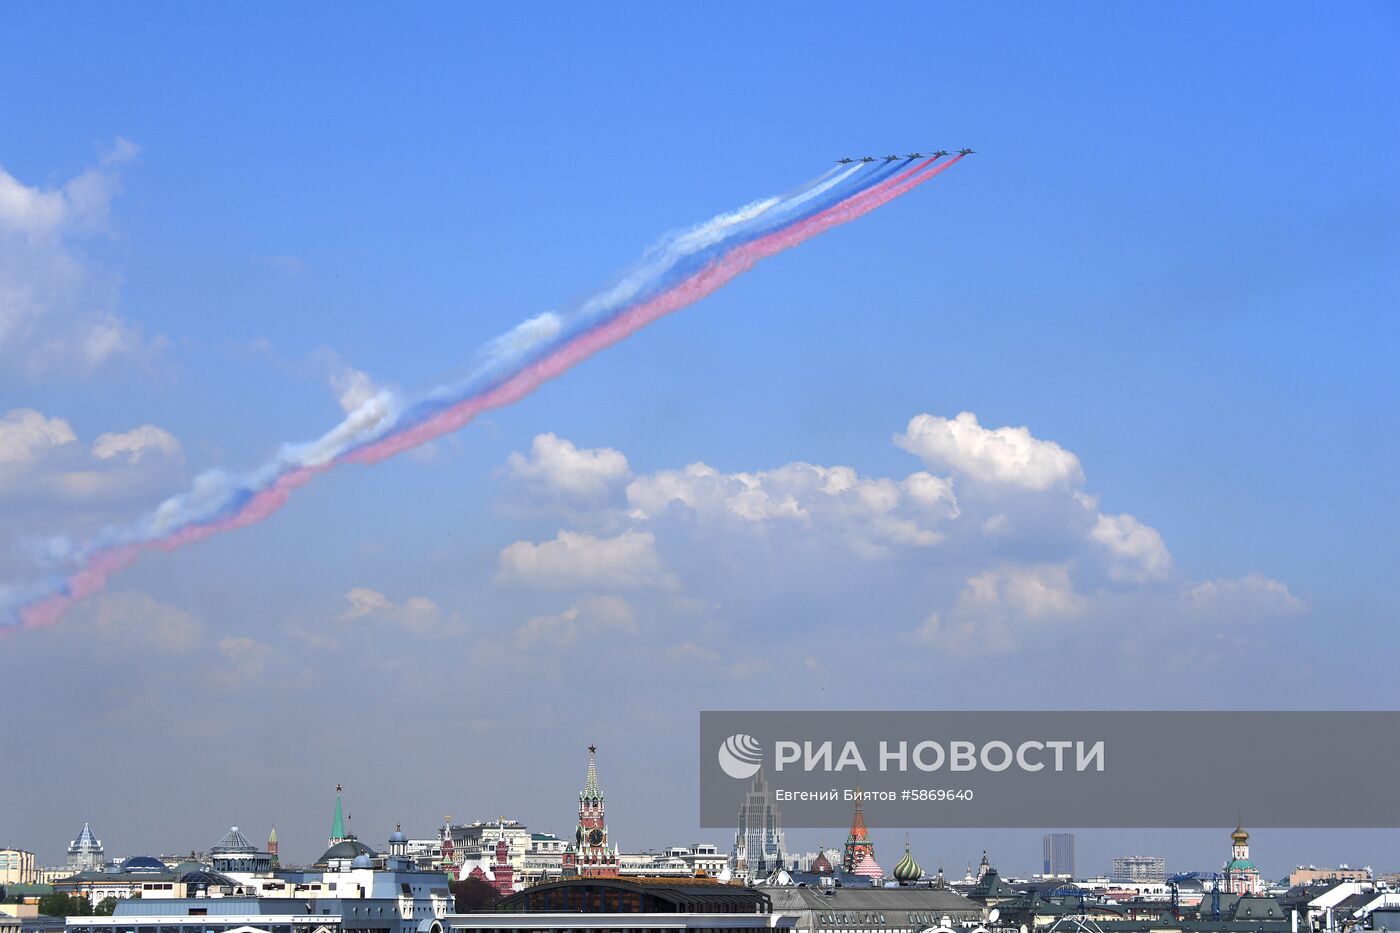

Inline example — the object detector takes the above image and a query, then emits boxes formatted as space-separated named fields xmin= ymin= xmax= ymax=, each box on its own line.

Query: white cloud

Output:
xmin=668 ymin=641 xmax=720 ymax=663
xmin=340 ymin=586 xmax=396 ymax=619
xmin=1185 ymin=573 xmax=1305 ymax=618
xmin=0 ymin=407 xmax=182 ymax=503
xmin=894 ymin=411 xmax=1083 ymax=490
xmin=1091 ymin=512 xmax=1173 ymax=583
xmin=917 ymin=565 xmax=1085 ymax=655
xmin=101 ymin=137 xmax=141 ymax=166
xmin=92 ymin=591 xmax=203 ymax=654
xmin=959 ymin=564 xmax=1084 ymax=620
xmin=507 ymin=433 xmax=631 ymax=501
xmin=339 ymin=587 xmax=458 ymax=636
xmin=0 ymin=143 xmax=162 ymax=376
xmin=625 ymin=460 xmax=957 ymax=555
xmin=214 ymin=636 xmax=274 ymax=684
xmin=515 ymin=595 xmax=636 ymax=649
xmin=497 ymin=529 xmax=675 ymax=589
xmin=0 ymin=408 xmax=77 ymax=466
xmin=92 ymin=425 xmax=182 ymax=463
xmin=498 ymin=414 xmax=1301 ymax=662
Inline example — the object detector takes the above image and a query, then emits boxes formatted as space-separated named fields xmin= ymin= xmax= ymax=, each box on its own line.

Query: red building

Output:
xmin=562 ymin=745 xmax=619 ymax=877
xmin=841 ymin=788 xmax=876 ymax=873
xmin=469 ymin=838 xmax=517 ymax=894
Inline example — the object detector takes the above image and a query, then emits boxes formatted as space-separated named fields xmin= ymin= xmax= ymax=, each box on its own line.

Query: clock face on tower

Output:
xmin=588 ymin=828 xmax=604 ymax=847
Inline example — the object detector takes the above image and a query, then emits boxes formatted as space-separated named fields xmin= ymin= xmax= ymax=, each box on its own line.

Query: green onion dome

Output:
xmin=893 ymin=837 xmax=922 ymax=884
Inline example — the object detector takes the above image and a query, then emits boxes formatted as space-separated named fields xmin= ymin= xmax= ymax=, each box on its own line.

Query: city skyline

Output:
xmin=9 ymin=773 xmax=1395 ymax=883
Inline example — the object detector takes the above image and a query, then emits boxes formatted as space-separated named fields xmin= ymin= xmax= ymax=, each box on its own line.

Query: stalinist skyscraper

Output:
xmin=732 ymin=768 xmax=786 ymax=877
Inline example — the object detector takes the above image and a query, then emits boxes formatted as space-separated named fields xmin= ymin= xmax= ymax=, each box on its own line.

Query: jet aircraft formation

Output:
xmin=834 ymin=148 xmax=969 ymax=164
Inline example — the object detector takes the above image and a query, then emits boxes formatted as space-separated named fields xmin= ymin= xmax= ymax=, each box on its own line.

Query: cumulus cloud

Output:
xmin=497 ymin=529 xmax=675 ymax=589
xmin=213 ymin=636 xmax=275 ymax=685
xmin=499 ymin=412 xmax=1302 ymax=660
xmin=917 ymin=565 xmax=1085 ymax=655
xmin=0 ymin=142 xmax=163 ymax=376
xmin=0 ymin=408 xmax=77 ymax=466
xmin=669 ymin=641 xmax=720 ymax=663
xmin=101 ymin=137 xmax=141 ymax=166
xmin=0 ymin=407 xmax=183 ymax=503
xmin=92 ymin=591 xmax=203 ymax=653
xmin=339 ymin=587 xmax=459 ymax=636
xmin=625 ymin=461 xmax=957 ymax=556
xmin=895 ymin=411 xmax=1083 ymax=490
xmin=1185 ymin=573 xmax=1305 ymax=618
xmin=962 ymin=564 xmax=1084 ymax=619
xmin=92 ymin=425 xmax=182 ymax=463
xmin=506 ymin=433 xmax=631 ymax=501
xmin=515 ymin=595 xmax=637 ymax=650
xmin=1091 ymin=512 xmax=1173 ymax=583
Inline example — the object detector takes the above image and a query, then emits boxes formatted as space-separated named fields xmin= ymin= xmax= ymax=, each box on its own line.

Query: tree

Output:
xmin=450 ymin=876 xmax=501 ymax=912
xmin=94 ymin=897 xmax=119 ymax=916
xmin=38 ymin=893 xmax=93 ymax=917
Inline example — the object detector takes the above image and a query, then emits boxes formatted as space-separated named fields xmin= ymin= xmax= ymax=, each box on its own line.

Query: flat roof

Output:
xmin=446 ymin=913 xmax=789 ymax=931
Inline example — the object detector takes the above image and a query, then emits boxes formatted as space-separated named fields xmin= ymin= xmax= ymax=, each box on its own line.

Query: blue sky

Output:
xmin=1 ymin=2 xmax=1397 ymax=876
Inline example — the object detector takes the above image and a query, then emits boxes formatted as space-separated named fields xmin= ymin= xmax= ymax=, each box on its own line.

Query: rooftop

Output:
xmin=498 ymin=877 xmax=771 ymax=914
xmin=212 ymin=827 xmax=256 ymax=854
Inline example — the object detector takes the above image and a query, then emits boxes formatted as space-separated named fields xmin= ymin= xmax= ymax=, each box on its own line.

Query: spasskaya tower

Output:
xmin=562 ymin=744 xmax=618 ymax=877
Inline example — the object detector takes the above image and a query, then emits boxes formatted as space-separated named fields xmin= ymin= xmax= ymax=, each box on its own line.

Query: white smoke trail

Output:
xmin=14 ymin=172 xmax=853 ymax=586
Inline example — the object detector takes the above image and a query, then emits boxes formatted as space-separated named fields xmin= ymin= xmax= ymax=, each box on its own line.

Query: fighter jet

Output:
xmin=883 ymin=154 xmax=901 ymax=162
xmin=932 ymin=150 xmax=950 ymax=158
xmin=834 ymin=157 xmax=855 ymax=164
xmin=905 ymin=152 xmax=924 ymax=160
xmin=859 ymin=156 xmax=876 ymax=163
xmin=958 ymin=148 xmax=976 ymax=155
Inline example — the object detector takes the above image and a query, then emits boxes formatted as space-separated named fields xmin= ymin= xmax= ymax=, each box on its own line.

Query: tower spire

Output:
xmin=331 ymin=783 xmax=346 ymax=844
xmin=583 ymin=745 xmax=601 ymax=798
xmin=565 ymin=745 xmax=617 ymax=877
xmin=841 ymin=786 xmax=874 ymax=872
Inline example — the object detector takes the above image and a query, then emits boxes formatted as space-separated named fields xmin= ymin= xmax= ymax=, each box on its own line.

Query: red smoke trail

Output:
xmin=346 ymin=156 xmax=962 ymax=465
xmin=13 ymin=156 xmax=963 ymax=632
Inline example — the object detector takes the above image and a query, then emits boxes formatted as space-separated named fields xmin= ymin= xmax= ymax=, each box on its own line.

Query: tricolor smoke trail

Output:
xmin=2 ymin=154 xmax=965 ymax=632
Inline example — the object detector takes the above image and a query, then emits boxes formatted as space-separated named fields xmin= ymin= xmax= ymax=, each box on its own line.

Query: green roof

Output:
xmin=331 ymin=789 xmax=346 ymax=842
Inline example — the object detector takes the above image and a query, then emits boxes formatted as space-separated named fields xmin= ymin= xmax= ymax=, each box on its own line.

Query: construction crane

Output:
xmin=1167 ymin=872 xmax=1224 ymax=921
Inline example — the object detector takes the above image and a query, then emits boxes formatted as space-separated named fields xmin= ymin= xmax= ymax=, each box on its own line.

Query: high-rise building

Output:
xmin=731 ymin=768 xmax=786 ymax=877
xmin=1042 ymin=833 xmax=1075 ymax=878
xmin=562 ymin=745 xmax=618 ymax=877
xmin=1112 ymin=855 xmax=1166 ymax=882
xmin=66 ymin=822 xmax=104 ymax=871
xmin=0 ymin=848 xmax=37 ymax=884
